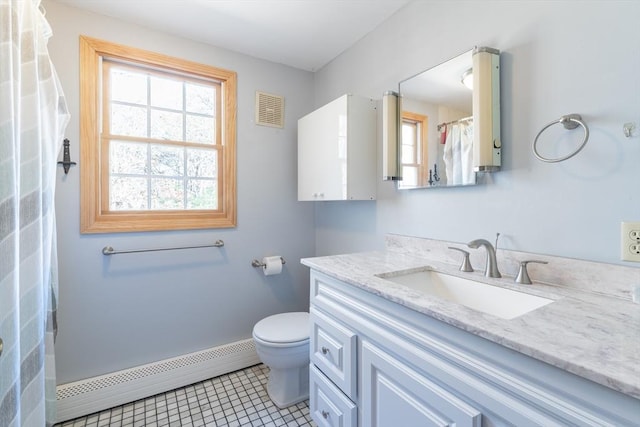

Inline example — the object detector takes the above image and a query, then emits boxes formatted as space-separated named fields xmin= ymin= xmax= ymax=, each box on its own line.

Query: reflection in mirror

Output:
xmin=398 ymin=49 xmax=475 ymax=189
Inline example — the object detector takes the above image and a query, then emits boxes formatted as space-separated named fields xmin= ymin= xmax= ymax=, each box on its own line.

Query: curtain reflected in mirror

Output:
xmin=441 ymin=117 xmax=474 ymax=186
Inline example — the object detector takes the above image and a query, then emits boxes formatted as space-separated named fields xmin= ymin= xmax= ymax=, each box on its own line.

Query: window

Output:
xmin=401 ymin=111 xmax=428 ymax=187
xmin=79 ymin=36 xmax=236 ymax=233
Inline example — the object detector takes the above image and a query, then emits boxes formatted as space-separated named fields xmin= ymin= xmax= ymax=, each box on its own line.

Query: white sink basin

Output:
xmin=381 ymin=270 xmax=554 ymax=320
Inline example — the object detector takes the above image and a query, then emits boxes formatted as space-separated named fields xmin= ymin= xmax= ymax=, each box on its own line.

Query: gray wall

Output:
xmin=48 ymin=0 xmax=640 ymax=385
xmin=45 ymin=1 xmax=316 ymax=384
xmin=313 ymin=0 xmax=640 ymax=265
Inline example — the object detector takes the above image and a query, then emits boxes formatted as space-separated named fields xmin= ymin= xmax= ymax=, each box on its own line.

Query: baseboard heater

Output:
xmin=56 ymin=338 xmax=260 ymax=423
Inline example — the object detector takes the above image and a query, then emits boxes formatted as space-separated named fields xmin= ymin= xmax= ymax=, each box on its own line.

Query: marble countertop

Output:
xmin=301 ymin=250 xmax=640 ymax=400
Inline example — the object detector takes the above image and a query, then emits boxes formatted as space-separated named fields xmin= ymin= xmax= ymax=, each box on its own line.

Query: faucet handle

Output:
xmin=515 ymin=260 xmax=548 ymax=285
xmin=448 ymin=247 xmax=474 ymax=272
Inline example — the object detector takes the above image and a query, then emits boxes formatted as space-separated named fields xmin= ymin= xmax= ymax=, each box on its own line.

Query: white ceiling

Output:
xmin=50 ymin=0 xmax=412 ymax=71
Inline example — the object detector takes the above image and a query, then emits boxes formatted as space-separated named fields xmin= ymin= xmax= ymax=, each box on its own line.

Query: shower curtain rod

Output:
xmin=437 ymin=115 xmax=473 ymax=131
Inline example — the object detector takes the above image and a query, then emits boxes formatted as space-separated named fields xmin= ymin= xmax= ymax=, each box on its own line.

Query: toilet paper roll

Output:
xmin=262 ymin=256 xmax=283 ymax=276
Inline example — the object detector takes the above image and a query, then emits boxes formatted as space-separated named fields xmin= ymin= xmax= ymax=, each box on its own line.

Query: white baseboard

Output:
xmin=56 ymin=338 xmax=260 ymax=423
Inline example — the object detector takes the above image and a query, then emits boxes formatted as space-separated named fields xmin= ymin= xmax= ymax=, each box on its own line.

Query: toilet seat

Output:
xmin=253 ymin=312 xmax=309 ymax=344
xmin=253 ymin=334 xmax=308 ymax=349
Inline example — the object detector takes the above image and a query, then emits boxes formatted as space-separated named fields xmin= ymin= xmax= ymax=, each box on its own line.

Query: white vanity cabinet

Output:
xmin=308 ymin=270 xmax=639 ymax=427
xmin=297 ymin=94 xmax=376 ymax=201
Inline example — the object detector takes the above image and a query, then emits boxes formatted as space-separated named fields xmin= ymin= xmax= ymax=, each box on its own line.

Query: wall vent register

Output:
xmin=255 ymin=91 xmax=285 ymax=128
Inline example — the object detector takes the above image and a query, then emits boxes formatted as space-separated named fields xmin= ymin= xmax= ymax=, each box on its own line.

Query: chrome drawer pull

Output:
xmin=321 ymin=346 xmax=330 ymax=355
xmin=322 ymin=410 xmax=330 ymax=419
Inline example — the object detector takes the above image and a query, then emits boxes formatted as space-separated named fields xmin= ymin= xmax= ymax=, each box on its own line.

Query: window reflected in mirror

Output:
xmin=400 ymin=112 xmax=428 ymax=187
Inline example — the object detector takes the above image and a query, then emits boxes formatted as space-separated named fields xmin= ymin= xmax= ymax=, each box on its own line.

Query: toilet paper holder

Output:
xmin=252 ymin=257 xmax=286 ymax=268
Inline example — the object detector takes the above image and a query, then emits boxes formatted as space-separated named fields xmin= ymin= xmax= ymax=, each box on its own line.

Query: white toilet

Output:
xmin=252 ymin=312 xmax=310 ymax=408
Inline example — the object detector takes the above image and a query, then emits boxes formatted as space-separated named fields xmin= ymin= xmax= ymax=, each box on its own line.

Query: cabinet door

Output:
xmin=297 ymin=95 xmax=348 ymax=201
xmin=361 ymin=341 xmax=481 ymax=427
xmin=310 ymin=365 xmax=357 ymax=427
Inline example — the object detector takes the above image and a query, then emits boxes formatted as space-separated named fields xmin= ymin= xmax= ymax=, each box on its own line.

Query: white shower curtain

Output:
xmin=0 ymin=1 xmax=69 ymax=426
xmin=442 ymin=121 xmax=474 ymax=186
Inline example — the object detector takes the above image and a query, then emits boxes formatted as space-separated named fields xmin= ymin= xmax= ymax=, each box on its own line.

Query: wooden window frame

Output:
xmin=79 ymin=36 xmax=237 ymax=233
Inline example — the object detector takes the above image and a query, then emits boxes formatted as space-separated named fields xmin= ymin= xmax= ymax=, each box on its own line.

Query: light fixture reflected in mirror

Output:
xmin=461 ymin=68 xmax=473 ymax=90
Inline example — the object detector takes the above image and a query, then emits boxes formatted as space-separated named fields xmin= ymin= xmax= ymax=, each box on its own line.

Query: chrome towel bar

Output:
xmin=102 ymin=240 xmax=224 ymax=256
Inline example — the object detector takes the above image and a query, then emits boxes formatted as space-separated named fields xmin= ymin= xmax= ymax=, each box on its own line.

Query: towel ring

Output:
xmin=533 ymin=114 xmax=589 ymax=163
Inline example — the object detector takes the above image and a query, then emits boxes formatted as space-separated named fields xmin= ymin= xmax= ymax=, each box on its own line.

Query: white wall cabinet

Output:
xmin=298 ymin=94 xmax=376 ymax=201
xmin=308 ymin=270 xmax=639 ymax=427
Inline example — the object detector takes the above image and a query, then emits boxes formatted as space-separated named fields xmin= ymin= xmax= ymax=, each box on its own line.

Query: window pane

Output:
xmin=186 ymin=114 xmax=215 ymax=144
xmin=150 ymin=109 xmax=183 ymax=141
xmin=402 ymin=123 xmax=416 ymax=144
xmin=151 ymin=178 xmax=184 ymax=209
xmin=186 ymin=83 xmax=215 ymax=115
xmin=111 ymin=68 xmax=147 ymax=105
xmin=110 ymin=176 xmax=148 ymax=210
xmin=150 ymin=76 xmax=183 ymax=110
xmin=150 ymin=144 xmax=184 ymax=176
xmin=187 ymin=179 xmax=217 ymax=209
xmin=402 ymin=144 xmax=416 ymax=163
xmin=110 ymin=141 xmax=148 ymax=174
xmin=187 ymin=148 xmax=217 ymax=177
xmin=111 ymin=104 xmax=147 ymax=137
xmin=402 ymin=122 xmax=417 ymax=163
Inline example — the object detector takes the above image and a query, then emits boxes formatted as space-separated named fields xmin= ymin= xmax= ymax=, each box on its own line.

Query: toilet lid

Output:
xmin=253 ymin=312 xmax=309 ymax=343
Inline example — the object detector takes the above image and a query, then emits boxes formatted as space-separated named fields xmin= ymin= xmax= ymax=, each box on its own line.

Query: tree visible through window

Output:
xmin=105 ymin=63 xmax=219 ymax=211
xmin=80 ymin=36 xmax=237 ymax=233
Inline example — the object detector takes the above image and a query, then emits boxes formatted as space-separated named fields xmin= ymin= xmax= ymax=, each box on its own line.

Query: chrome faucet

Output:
xmin=467 ymin=238 xmax=501 ymax=278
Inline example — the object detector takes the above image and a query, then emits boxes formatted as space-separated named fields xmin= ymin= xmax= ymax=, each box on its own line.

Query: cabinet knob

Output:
xmin=321 ymin=346 xmax=330 ymax=355
xmin=321 ymin=410 xmax=330 ymax=419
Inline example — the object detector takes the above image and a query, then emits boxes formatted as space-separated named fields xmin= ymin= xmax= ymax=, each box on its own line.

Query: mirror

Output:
xmin=397 ymin=47 xmax=500 ymax=189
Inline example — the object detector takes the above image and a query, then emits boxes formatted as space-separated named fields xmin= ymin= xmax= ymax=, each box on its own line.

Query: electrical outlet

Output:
xmin=621 ymin=222 xmax=640 ymax=262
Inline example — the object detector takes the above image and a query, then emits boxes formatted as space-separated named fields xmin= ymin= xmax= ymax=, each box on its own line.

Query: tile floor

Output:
xmin=56 ymin=364 xmax=315 ymax=427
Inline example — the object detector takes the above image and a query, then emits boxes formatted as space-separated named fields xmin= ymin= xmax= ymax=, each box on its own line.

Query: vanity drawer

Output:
xmin=310 ymin=307 xmax=357 ymax=398
xmin=310 ymin=364 xmax=357 ymax=427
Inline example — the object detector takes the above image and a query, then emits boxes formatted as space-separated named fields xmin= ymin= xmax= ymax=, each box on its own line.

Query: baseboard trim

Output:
xmin=56 ymin=338 xmax=260 ymax=423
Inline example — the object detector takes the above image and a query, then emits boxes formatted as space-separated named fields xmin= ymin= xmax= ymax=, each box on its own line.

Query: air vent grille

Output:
xmin=255 ymin=91 xmax=284 ymax=128
xmin=56 ymin=339 xmax=256 ymax=400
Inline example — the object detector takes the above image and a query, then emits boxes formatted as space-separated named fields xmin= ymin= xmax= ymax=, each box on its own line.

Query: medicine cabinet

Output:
xmin=392 ymin=47 xmax=501 ymax=189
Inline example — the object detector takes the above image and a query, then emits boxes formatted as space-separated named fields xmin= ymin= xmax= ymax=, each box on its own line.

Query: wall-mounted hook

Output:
xmin=57 ymin=138 xmax=76 ymax=174
xmin=623 ymin=122 xmax=636 ymax=138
